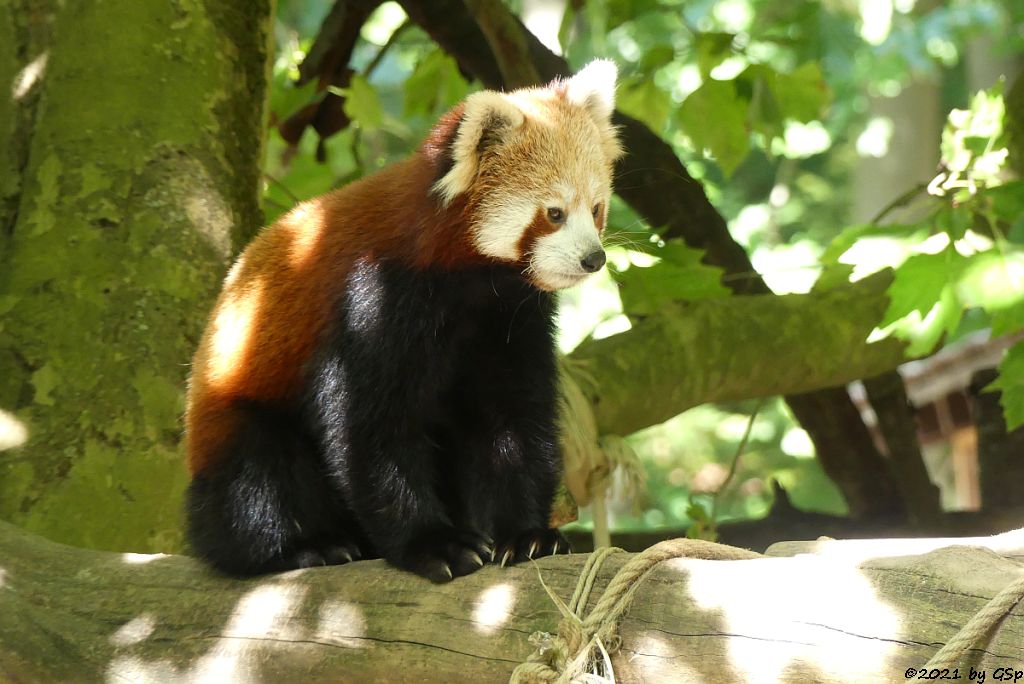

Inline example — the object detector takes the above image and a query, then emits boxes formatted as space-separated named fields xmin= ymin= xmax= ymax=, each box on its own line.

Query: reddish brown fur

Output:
xmin=185 ymin=149 xmax=486 ymax=474
xmin=516 ymin=208 xmax=560 ymax=261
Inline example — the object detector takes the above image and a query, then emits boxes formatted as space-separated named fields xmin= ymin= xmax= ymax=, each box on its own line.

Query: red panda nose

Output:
xmin=580 ymin=250 xmax=606 ymax=273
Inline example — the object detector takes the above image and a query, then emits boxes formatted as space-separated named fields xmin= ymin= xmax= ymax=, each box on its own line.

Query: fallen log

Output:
xmin=1 ymin=521 xmax=1022 ymax=683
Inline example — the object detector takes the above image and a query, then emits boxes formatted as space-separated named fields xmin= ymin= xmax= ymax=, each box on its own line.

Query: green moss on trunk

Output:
xmin=0 ymin=0 xmax=273 ymax=552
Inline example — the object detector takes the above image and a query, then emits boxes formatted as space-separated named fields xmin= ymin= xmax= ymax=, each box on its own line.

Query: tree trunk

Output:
xmin=1 ymin=521 xmax=1022 ymax=683
xmin=0 ymin=0 xmax=273 ymax=552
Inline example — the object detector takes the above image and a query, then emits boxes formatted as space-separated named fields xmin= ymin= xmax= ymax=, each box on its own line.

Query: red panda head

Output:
xmin=429 ymin=60 xmax=623 ymax=291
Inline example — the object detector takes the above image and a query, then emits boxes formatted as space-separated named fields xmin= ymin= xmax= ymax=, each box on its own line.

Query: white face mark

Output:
xmin=472 ymin=197 xmax=536 ymax=261
xmin=528 ymin=203 xmax=606 ymax=291
xmin=471 ymin=180 xmax=608 ymax=291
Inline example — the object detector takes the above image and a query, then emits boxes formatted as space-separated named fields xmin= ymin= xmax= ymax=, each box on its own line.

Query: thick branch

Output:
xmin=864 ymin=372 xmax=943 ymax=523
xmin=570 ymin=272 xmax=905 ymax=436
xmin=463 ymin=0 xmax=539 ymax=89
xmin=1 ymin=521 xmax=1022 ymax=682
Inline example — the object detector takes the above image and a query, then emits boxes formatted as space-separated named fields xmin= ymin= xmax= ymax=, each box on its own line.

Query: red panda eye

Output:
xmin=547 ymin=207 xmax=565 ymax=223
xmin=592 ymin=204 xmax=601 ymax=218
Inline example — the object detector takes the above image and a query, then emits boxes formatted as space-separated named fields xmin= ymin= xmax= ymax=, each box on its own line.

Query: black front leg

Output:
xmin=313 ymin=359 xmax=494 ymax=583
xmin=306 ymin=260 xmax=495 ymax=583
xmin=452 ymin=313 xmax=572 ymax=566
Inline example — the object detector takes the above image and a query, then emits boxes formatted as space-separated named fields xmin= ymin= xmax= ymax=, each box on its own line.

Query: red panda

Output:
xmin=184 ymin=60 xmax=622 ymax=582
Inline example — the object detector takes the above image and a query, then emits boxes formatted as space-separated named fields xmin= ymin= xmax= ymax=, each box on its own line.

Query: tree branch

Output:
xmin=463 ymin=0 xmax=540 ymax=88
xmin=2 ymin=520 xmax=1022 ymax=682
xmin=569 ymin=272 xmax=906 ymax=436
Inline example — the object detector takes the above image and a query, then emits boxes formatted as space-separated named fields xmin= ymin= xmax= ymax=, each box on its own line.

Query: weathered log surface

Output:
xmin=1 ymin=521 xmax=1022 ymax=683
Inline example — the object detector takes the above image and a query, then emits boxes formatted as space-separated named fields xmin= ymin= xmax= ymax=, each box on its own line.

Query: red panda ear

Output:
xmin=432 ymin=91 xmax=524 ymax=206
xmin=565 ymin=59 xmax=617 ymax=123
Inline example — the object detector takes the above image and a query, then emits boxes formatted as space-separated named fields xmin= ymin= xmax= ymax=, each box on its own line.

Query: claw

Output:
xmin=442 ymin=563 xmax=453 ymax=580
xmin=500 ymin=549 xmax=514 ymax=568
xmin=469 ymin=551 xmax=484 ymax=568
xmin=528 ymin=540 xmax=539 ymax=559
xmin=339 ymin=550 xmax=353 ymax=564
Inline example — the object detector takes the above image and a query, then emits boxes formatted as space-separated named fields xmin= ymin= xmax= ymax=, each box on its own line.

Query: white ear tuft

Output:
xmin=433 ymin=92 xmax=524 ymax=206
xmin=565 ymin=59 xmax=617 ymax=121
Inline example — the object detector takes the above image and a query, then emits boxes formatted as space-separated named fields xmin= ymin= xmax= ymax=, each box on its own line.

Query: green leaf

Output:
xmin=617 ymin=77 xmax=672 ymax=133
xmin=985 ymin=341 xmax=1024 ymax=430
xmin=615 ymin=241 xmax=730 ymax=316
xmin=739 ymin=63 xmax=828 ymax=140
xmin=772 ymin=63 xmax=829 ymax=123
xmin=957 ymin=249 xmax=1024 ymax=314
xmin=934 ymin=205 xmax=973 ymax=241
xmin=639 ymin=44 xmax=676 ymax=72
xmin=992 ymin=302 xmax=1024 ymax=336
xmin=879 ymin=247 xmax=968 ymax=356
xmin=820 ymin=223 xmax=926 ymax=263
xmin=812 ymin=262 xmax=855 ymax=291
xmin=985 ymin=180 xmax=1024 ymax=225
xmin=693 ymin=32 xmax=734 ymax=77
xmin=269 ymin=73 xmax=319 ymax=121
xmin=404 ymin=50 xmax=470 ymax=118
xmin=677 ymin=79 xmax=750 ymax=175
xmin=338 ymin=75 xmax=383 ymax=130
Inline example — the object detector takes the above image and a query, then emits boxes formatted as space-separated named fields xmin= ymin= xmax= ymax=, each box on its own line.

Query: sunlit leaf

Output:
xmin=879 ymin=247 xmax=968 ymax=355
xmin=339 ymin=75 xmax=383 ymax=130
xmin=985 ymin=180 xmax=1024 ymax=227
xmin=992 ymin=302 xmax=1024 ymax=337
xmin=693 ymin=32 xmax=734 ymax=77
xmin=269 ymin=73 xmax=319 ymax=120
xmin=638 ymin=44 xmax=676 ymax=72
xmin=820 ymin=223 xmax=926 ymax=263
xmin=614 ymin=241 xmax=730 ymax=316
xmin=404 ymin=50 xmax=470 ymax=118
xmin=985 ymin=341 xmax=1024 ymax=430
xmin=812 ymin=262 xmax=855 ymax=291
xmin=957 ymin=249 xmax=1024 ymax=312
xmin=677 ymin=79 xmax=750 ymax=175
xmin=616 ymin=77 xmax=672 ymax=133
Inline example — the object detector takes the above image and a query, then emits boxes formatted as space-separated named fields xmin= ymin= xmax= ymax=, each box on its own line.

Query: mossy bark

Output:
xmin=570 ymin=272 xmax=906 ymax=437
xmin=0 ymin=0 xmax=273 ymax=553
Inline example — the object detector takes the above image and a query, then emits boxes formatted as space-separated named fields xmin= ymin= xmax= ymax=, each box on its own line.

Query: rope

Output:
xmin=510 ymin=539 xmax=762 ymax=684
xmin=924 ymin=570 xmax=1024 ymax=669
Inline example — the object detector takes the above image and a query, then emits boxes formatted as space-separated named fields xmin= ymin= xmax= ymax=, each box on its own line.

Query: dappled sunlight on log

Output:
xmin=766 ymin=528 xmax=1024 ymax=562
xmin=11 ymin=52 xmax=48 ymax=100
xmin=0 ymin=408 xmax=28 ymax=451
xmin=315 ymin=598 xmax=368 ymax=648
xmin=103 ymin=581 xmax=313 ymax=683
xmin=685 ymin=556 xmax=901 ymax=681
xmin=219 ymin=582 xmax=309 ymax=641
xmin=120 ymin=552 xmax=169 ymax=565
xmin=472 ymin=582 xmax=516 ymax=634
xmin=106 ymin=655 xmax=180 ymax=683
xmin=109 ymin=614 xmax=157 ymax=646
xmin=627 ymin=632 xmax=703 ymax=681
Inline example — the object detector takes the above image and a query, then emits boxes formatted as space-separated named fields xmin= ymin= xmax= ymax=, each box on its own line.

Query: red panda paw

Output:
xmin=287 ymin=542 xmax=363 ymax=570
xmin=398 ymin=527 xmax=494 ymax=583
xmin=494 ymin=529 xmax=572 ymax=568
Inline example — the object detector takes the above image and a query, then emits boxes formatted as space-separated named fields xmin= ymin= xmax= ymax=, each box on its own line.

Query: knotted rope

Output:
xmin=510 ymin=539 xmax=762 ymax=684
